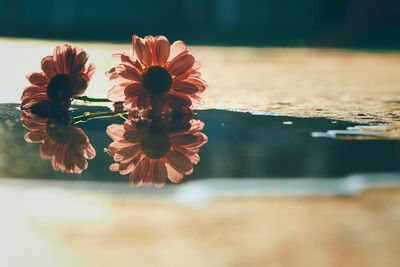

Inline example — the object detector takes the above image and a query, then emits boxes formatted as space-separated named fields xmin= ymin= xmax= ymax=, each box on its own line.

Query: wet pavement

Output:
xmin=1 ymin=103 xmax=399 ymax=182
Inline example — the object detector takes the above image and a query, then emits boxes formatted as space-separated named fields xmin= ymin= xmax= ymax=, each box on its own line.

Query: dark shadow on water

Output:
xmin=1 ymin=104 xmax=399 ymax=182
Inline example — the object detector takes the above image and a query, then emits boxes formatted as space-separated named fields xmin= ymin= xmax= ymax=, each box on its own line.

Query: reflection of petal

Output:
xmin=107 ymin=124 xmax=125 ymax=141
xmin=171 ymin=134 xmax=198 ymax=145
xmin=24 ymin=130 xmax=47 ymax=143
xmin=39 ymin=139 xmax=55 ymax=160
xmin=21 ymin=110 xmax=95 ymax=174
xmin=165 ymin=150 xmax=193 ymax=174
xmin=107 ymin=112 xmax=207 ymax=187
xmin=165 ymin=163 xmax=184 ymax=183
xmin=153 ymin=159 xmax=168 ymax=187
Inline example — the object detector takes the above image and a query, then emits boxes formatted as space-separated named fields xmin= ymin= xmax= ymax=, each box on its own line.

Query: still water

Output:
xmin=0 ymin=104 xmax=399 ymax=182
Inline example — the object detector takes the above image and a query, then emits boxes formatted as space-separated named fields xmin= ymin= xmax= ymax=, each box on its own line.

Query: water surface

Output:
xmin=1 ymin=104 xmax=399 ymax=182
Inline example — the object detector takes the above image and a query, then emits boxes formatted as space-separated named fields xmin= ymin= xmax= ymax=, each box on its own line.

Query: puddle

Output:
xmin=0 ymin=103 xmax=399 ymax=182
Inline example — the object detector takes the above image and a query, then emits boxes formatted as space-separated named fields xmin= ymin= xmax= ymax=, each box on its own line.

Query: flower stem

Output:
xmin=73 ymin=96 xmax=112 ymax=103
xmin=72 ymin=111 xmax=127 ymax=124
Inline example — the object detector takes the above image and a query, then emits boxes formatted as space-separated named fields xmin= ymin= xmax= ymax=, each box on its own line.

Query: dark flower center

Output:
xmin=141 ymin=132 xmax=171 ymax=159
xmin=31 ymin=100 xmax=71 ymax=122
xmin=142 ymin=66 xmax=172 ymax=96
xmin=47 ymin=122 xmax=72 ymax=144
xmin=47 ymin=73 xmax=71 ymax=101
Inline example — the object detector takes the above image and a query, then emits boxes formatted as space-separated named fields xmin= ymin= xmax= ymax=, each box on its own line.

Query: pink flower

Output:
xmin=21 ymin=110 xmax=96 ymax=174
xmin=106 ymin=116 xmax=207 ymax=187
xmin=21 ymin=44 xmax=95 ymax=109
xmin=107 ymin=35 xmax=207 ymax=112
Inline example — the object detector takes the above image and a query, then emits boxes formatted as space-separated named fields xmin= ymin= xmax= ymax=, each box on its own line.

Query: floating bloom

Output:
xmin=107 ymin=35 xmax=207 ymax=112
xmin=107 ymin=115 xmax=207 ymax=187
xmin=21 ymin=110 xmax=96 ymax=174
xmin=21 ymin=44 xmax=95 ymax=109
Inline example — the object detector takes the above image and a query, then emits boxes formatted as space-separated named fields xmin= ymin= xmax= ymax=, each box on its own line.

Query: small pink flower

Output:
xmin=21 ymin=110 xmax=96 ymax=174
xmin=21 ymin=44 xmax=95 ymax=109
xmin=106 ymin=116 xmax=207 ymax=187
xmin=107 ymin=35 xmax=207 ymax=112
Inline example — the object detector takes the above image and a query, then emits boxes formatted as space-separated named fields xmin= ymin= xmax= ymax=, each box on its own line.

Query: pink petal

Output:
xmin=83 ymin=143 xmax=96 ymax=159
xmin=125 ymin=83 xmax=144 ymax=97
xmin=136 ymin=92 xmax=151 ymax=109
xmin=85 ymin=64 xmax=96 ymax=79
xmin=155 ymin=36 xmax=170 ymax=66
xmin=182 ymin=77 xmax=207 ymax=92
xmin=129 ymin=158 xmax=145 ymax=185
xmin=74 ymin=51 xmax=89 ymax=69
xmin=172 ymin=80 xmax=201 ymax=94
xmin=165 ymin=150 xmax=192 ymax=173
xmin=24 ymin=130 xmax=47 ymax=143
xmin=118 ymin=156 xmax=139 ymax=175
xmin=41 ymin=56 xmax=57 ymax=78
xmin=166 ymin=92 xmax=192 ymax=108
xmin=115 ymin=64 xmax=142 ymax=82
xmin=39 ymin=139 xmax=55 ymax=160
xmin=169 ymin=41 xmax=187 ymax=61
xmin=168 ymin=52 xmax=195 ymax=76
xmin=21 ymin=86 xmax=46 ymax=99
xmin=113 ymin=144 xmax=139 ymax=162
xmin=53 ymin=46 xmax=66 ymax=73
xmin=153 ymin=159 xmax=167 ymax=186
xmin=189 ymin=120 xmax=205 ymax=132
xmin=171 ymin=134 xmax=198 ymax=145
xmin=106 ymin=124 xmax=125 ymax=141
xmin=144 ymin=35 xmax=157 ymax=65
xmin=165 ymin=163 xmax=184 ymax=183
xmin=107 ymin=86 xmax=125 ymax=102
xmin=108 ymin=140 xmax=132 ymax=155
xmin=132 ymin=35 xmax=152 ymax=67
xmin=124 ymin=130 xmax=143 ymax=143
xmin=109 ymin=163 xmax=120 ymax=172
xmin=21 ymin=93 xmax=48 ymax=108
xmin=27 ymin=73 xmax=49 ymax=86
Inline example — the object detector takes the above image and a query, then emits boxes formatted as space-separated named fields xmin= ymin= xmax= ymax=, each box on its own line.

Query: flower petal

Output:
xmin=125 ymin=83 xmax=145 ymax=98
xmin=171 ymin=134 xmax=198 ymax=146
xmin=166 ymin=92 xmax=192 ymax=108
xmin=27 ymin=73 xmax=49 ymax=86
xmin=153 ymin=159 xmax=167 ymax=187
xmin=107 ymin=86 xmax=125 ymax=102
xmin=24 ymin=130 xmax=47 ymax=143
xmin=165 ymin=150 xmax=192 ymax=173
xmin=155 ymin=36 xmax=170 ymax=66
xmin=132 ymin=35 xmax=152 ymax=67
xmin=41 ymin=56 xmax=57 ymax=78
xmin=172 ymin=80 xmax=201 ymax=94
xmin=165 ymin=163 xmax=184 ymax=183
xmin=168 ymin=52 xmax=195 ymax=76
xmin=106 ymin=124 xmax=125 ymax=141
xmin=169 ymin=41 xmax=187 ymax=61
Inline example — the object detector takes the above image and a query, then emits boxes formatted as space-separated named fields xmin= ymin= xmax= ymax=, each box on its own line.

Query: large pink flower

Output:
xmin=21 ymin=44 xmax=95 ymax=109
xmin=107 ymin=116 xmax=207 ymax=187
xmin=21 ymin=110 xmax=96 ymax=174
xmin=107 ymin=35 xmax=207 ymax=112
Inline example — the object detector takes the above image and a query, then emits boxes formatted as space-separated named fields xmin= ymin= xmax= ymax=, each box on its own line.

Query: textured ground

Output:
xmin=0 ymin=180 xmax=399 ymax=267
xmin=0 ymin=38 xmax=399 ymax=266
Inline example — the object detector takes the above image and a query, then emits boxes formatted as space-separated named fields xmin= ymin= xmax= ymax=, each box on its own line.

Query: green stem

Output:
xmin=73 ymin=96 xmax=112 ymax=103
xmin=72 ymin=111 xmax=127 ymax=124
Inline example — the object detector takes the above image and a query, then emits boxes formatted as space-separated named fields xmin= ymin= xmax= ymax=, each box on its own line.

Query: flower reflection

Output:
xmin=21 ymin=109 xmax=95 ymax=174
xmin=107 ymin=112 xmax=208 ymax=187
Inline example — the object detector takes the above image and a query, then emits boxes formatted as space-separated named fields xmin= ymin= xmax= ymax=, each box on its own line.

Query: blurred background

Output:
xmin=0 ymin=0 xmax=399 ymax=49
